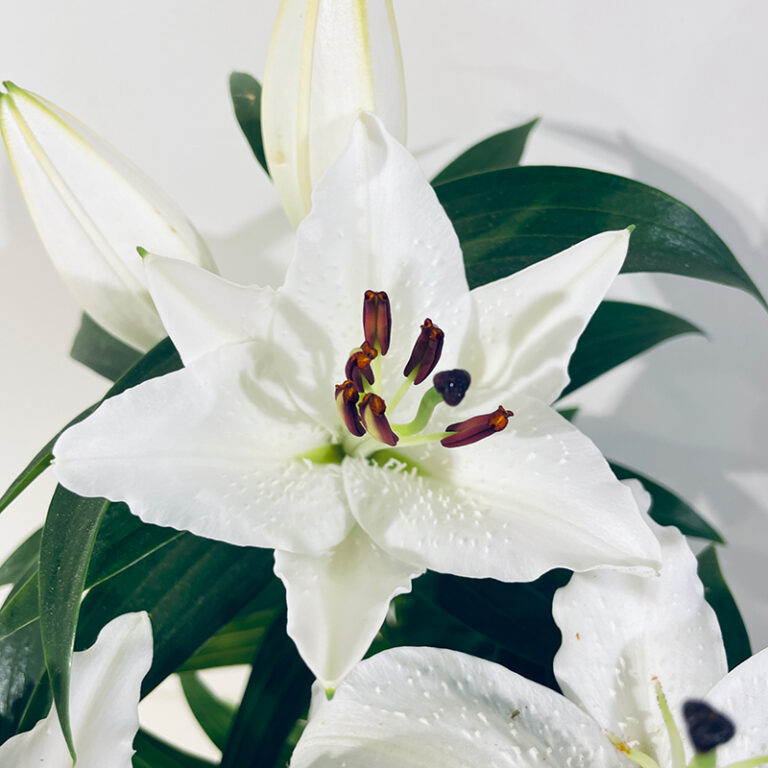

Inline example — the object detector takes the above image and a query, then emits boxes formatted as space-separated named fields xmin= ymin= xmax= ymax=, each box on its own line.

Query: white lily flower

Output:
xmin=0 ymin=82 xmax=216 ymax=350
xmin=0 ymin=612 xmax=152 ymax=768
xmin=262 ymin=0 xmax=406 ymax=227
xmin=52 ymin=115 xmax=659 ymax=690
xmin=289 ymin=483 xmax=768 ymax=768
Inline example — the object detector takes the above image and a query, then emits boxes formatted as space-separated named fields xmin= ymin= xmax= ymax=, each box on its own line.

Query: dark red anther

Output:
xmin=335 ymin=381 xmax=366 ymax=437
xmin=345 ymin=341 xmax=378 ymax=392
xmin=363 ymin=290 xmax=392 ymax=355
xmin=358 ymin=393 xmax=399 ymax=446
xmin=403 ymin=318 xmax=444 ymax=385
xmin=441 ymin=406 xmax=514 ymax=448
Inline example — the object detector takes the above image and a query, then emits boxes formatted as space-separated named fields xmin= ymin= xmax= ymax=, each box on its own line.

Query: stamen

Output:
xmin=607 ymin=733 xmax=662 ymax=768
xmin=441 ymin=406 xmax=514 ymax=448
xmin=345 ymin=341 xmax=378 ymax=392
xmin=684 ymin=700 xmax=736 ymax=755
xmin=363 ymin=290 xmax=392 ymax=356
xmin=433 ymin=369 xmax=471 ymax=406
xmin=655 ymin=683 xmax=686 ymax=768
xmin=403 ymin=318 xmax=444 ymax=385
xmin=335 ymin=381 xmax=366 ymax=437
xmin=359 ymin=393 xmax=399 ymax=446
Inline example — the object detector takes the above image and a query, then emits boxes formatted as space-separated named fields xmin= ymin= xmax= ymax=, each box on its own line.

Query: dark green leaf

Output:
xmin=432 ymin=118 xmax=538 ymax=185
xmin=0 ymin=622 xmax=43 ymax=744
xmin=0 ymin=337 xmax=181 ymax=516
xmin=563 ymin=301 xmax=702 ymax=397
xmin=557 ymin=407 xmax=579 ymax=422
xmin=437 ymin=166 xmax=766 ymax=307
xmin=0 ymin=529 xmax=41 ymax=587
xmin=230 ymin=72 xmax=268 ymax=175
xmin=611 ymin=463 xmax=723 ymax=542
xmin=0 ymin=574 xmax=38 ymax=641
xmin=179 ymin=672 xmax=235 ymax=751
xmin=133 ymin=729 xmax=216 ymax=768
xmin=39 ymin=487 xmax=109 ymax=759
xmin=697 ymin=545 xmax=751 ymax=669
xmin=220 ymin=611 xmax=313 ymax=768
xmin=70 ymin=313 xmax=143 ymax=381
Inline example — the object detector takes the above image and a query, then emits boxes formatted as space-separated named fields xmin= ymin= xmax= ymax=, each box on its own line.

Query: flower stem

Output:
xmin=656 ymin=683 xmax=686 ymax=768
xmin=389 ymin=369 xmax=417 ymax=411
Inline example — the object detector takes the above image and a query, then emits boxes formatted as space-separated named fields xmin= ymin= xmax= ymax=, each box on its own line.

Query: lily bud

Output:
xmin=261 ymin=0 xmax=406 ymax=228
xmin=0 ymin=82 xmax=217 ymax=351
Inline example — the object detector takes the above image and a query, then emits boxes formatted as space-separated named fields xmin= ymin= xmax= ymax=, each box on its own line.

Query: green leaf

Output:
xmin=611 ymin=462 xmax=724 ymax=542
xmin=0 ymin=337 xmax=181 ymax=517
xmin=432 ymin=118 xmax=538 ymax=185
xmin=220 ymin=612 xmax=313 ymax=768
xmin=0 ymin=574 xmax=38 ymax=641
xmin=697 ymin=545 xmax=751 ymax=670
xmin=229 ymin=72 xmax=268 ymax=175
xmin=0 ymin=529 xmax=41 ymax=587
xmin=437 ymin=166 xmax=766 ymax=307
xmin=70 ymin=313 xmax=143 ymax=381
xmin=557 ymin=407 xmax=579 ymax=423
xmin=179 ymin=672 xmax=235 ymax=751
xmin=133 ymin=729 xmax=216 ymax=768
xmin=38 ymin=487 xmax=109 ymax=760
xmin=0 ymin=621 xmax=43 ymax=744
xmin=563 ymin=301 xmax=702 ymax=397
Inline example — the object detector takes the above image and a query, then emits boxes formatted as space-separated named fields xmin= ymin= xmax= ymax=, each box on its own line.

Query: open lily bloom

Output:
xmin=0 ymin=612 xmax=152 ymax=767
xmin=290 ymin=483 xmax=768 ymax=768
xmin=53 ymin=115 xmax=659 ymax=689
xmin=0 ymin=83 xmax=216 ymax=350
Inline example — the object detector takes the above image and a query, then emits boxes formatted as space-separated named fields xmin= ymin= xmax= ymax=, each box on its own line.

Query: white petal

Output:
xmin=0 ymin=612 xmax=152 ymax=768
xmin=706 ymin=646 xmax=768 ymax=764
xmin=462 ymin=229 xmax=630 ymax=405
xmin=345 ymin=398 xmax=660 ymax=582
xmin=291 ymin=646 xmax=623 ymax=768
xmin=0 ymin=84 xmax=215 ymax=351
xmin=262 ymin=0 xmax=406 ymax=226
xmin=275 ymin=525 xmax=421 ymax=690
xmin=273 ymin=113 xmax=470 ymax=428
xmin=53 ymin=343 xmax=352 ymax=553
xmin=552 ymin=481 xmax=726 ymax=767
xmin=144 ymin=253 xmax=277 ymax=365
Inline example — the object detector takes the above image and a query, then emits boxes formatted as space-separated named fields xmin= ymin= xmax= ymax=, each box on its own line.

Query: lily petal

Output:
xmin=291 ymin=646 xmax=622 ymax=768
xmin=0 ymin=612 xmax=152 ymax=768
xmin=552 ymin=480 xmax=726 ymax=767
xmin=144 ymin=253 xmax=277 ymax=365
xmin=0 ymin=84 xmax=215 ymax=351
xmin=274 ymin=525 xmax=422 ymax=689
xmin=462 ymin=229 xmax=630 ymax=405
xmin=706 ymin=647 xmax=768 ymax=765
xmin=273 ymin=113 xmax=470 ymax=428
xmin=345 ymin=399 xmax=660 ymax=582
xmin=53 ymin=343 xmax=352 ymax=553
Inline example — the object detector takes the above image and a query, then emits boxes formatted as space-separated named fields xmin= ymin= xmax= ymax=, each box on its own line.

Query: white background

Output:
xmin=1 ymin=0 xmax=766 ymax=760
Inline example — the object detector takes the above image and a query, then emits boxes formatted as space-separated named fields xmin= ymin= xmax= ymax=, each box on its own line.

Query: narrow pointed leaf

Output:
xmin=179 ymin=672 xmax=235 ymax=751
xmin=0 ymin=529 xmax=41 ymax=587
xmin=70 ymin=313 xmax=142 ymax=381
xmin=611 ymin=462 xmax=723 ymax=542
xmin=697 ymin=545 xmax=751 ymax=670
xmin=563 ymin=301 xmax=702 ymax=396
xmin=38 ymin=487 xmax=109 ymax=759
xmin=438 ymin=166 xmax=766 ymax=307
xmin=220 ymin=612 xmax=313 ymax=768
xmin=0 ymin=621 xmax=43 ymax=744
xmin=0 ymin=575 xmax=38 ymax=641
xmin=432 ymin=118 xmax=538 ymax=185
xmin=133 ymin=729 xmax=216 ymax=768
xmin=230 ymin=72 xmax=268 ymax=175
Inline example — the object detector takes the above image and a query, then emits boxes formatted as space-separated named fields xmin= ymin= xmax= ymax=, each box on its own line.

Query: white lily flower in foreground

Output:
xmin=262 ymin=0 xmax=406 ymax=227
xmin=290 ymin=482 xmax=768 ymax=768
xmin=0 ymin=612 xmax=152 ymax=767
xmin=53 ymin=115 xmax=659 ymax=689
xmin=0 ymin=82 xmax=216 ymax=350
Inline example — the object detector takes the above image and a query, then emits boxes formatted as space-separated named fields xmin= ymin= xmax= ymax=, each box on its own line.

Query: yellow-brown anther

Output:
xmin=441 ymin=405 xmax=514 ymax=448
xmin=336 ymin=380 xmax=366 ymax=437
xmin=403 ymin=318 xmax=444 ymax=385
xmin=345 ymin=341 xmax=378 ymax=392
xmin=363 ymin=290 xmax=392 ymax=355
xmin=358 ymin=393 xmax=399 ymax=446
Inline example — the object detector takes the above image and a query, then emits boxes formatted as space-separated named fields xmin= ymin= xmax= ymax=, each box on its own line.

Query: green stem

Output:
xmin=296 ymin=444 xmax=344 ymax=464
xmin=722 ymin=757 xmax=768 ymax=768
xmin=689 ymin=752 xmax=717 ymax=768
xmin=371 ymin=347 xmax=382 ymax=396
xmin=607 ymin=733 xmax=662 ymax=768
xmin=388 ymin=369 xmax=417 ymax=411
xmin=392 ymin=387 xmax=442 ymax=437
xmin=656 ymin=683 xmax=686 ymax=768
xmin=395 ymin=431 xmax=451 ymax=448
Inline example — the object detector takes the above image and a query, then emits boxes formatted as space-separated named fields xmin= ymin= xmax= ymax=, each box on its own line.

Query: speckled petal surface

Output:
xmin=54 ymin=342 xmax=352 ymax=554
xmin=274 ymin=525 xmax=422 ymax=689
xmin=553 ymin=481 xmax=727 ymax=767
xmin=291 ymin=646 xmax=627 ymax=768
